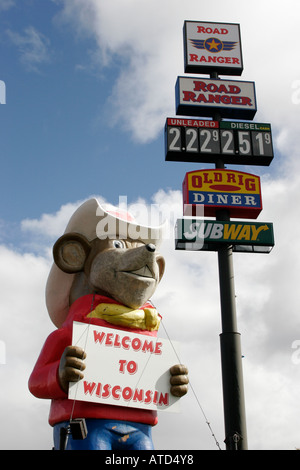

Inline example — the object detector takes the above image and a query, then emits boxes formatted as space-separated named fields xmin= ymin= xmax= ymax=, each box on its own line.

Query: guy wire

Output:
xmin=69 ymin=294 xmax=95 ymax=422
xmin=160 ymin=319 xmax=222 ymax=450
xmin=67 ymin=296 xmax=222 ymax=450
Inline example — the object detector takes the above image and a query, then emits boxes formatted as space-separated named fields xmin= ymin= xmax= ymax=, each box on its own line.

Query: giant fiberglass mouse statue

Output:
xmin=29 ymin=198 xmax=188 ymax=450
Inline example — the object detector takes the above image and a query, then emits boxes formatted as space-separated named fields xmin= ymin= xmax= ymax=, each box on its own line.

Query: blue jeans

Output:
xmin=53 ymin=419 xmax=154 ymax=450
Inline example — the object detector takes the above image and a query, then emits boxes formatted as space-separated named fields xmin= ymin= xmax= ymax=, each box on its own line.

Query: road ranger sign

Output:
xmin=175 ymin=219 xmax=274 ymax=253
xmin=165 ymin=118 xmax=273 ymax=166
xmin=175 ymin=77 xmax=257 ymax=120
xmin=183 ymin=169 xmax=262 ymax=219
xmin=183 ymin=21 xmax=243 ymax=76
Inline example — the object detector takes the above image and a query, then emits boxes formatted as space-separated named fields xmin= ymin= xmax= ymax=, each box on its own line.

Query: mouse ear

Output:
xmin=156 ymin=255 xmax=165 ymax=283
xmin=53 ymin=232 xmax=92 ymax=274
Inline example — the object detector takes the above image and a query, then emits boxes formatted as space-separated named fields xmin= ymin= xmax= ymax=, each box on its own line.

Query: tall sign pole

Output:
xmin=213 ymin=71 xmax=248 ymax=450
xmin=216 ymin=203 xmax=248 ymax=449
xmin=165 ymin=21 xmax=275 ymax=450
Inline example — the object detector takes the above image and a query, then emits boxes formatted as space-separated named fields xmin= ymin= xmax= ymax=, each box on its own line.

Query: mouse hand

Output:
xmin=169 ymin=364 xmax=189 ymax=397
xmin=58 ymin=345 xmax=87 ymax=393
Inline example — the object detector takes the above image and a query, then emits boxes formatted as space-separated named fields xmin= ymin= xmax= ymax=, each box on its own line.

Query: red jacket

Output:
xmin=28 ymin=294 xmax=159 ymax=427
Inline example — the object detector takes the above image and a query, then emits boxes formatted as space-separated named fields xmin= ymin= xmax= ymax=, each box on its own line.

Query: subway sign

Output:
xmin=175 ymin=77 xmax=257 ymax=120
xmin=183 ymin=21 xmax=243 ymax=76
xmin=183 ymin=169 xmax=262 ymax=219
xmin=175 ymin=219 xmax=274 ymax=253
xmin=165 ymin=118 xmax=273 ymax=166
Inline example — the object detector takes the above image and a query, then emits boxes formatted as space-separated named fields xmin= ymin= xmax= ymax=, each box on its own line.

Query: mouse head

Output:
xmin=52 ymin=234 xmax=165 ymax=311
xmin=46 ymin=199 xmax=166 ymax=327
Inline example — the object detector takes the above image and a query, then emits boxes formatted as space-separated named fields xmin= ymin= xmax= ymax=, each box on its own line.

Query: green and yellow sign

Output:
xmin=175 ymin=219 xmax=274 ymax=253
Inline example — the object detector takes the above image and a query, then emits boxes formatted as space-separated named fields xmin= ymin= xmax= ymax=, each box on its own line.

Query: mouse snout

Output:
xmin=146 ymin=244 xmax=156 ymax=252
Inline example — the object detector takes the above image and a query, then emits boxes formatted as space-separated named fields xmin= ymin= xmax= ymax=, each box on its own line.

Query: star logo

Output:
xmin=189 ymin=37 xmax=237 ymax=53
xmin=205 ymin=37 xmax=223 ymax=52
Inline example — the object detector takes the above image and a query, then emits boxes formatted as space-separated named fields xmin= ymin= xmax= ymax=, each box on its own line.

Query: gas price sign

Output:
xmin=165 ymin=118 xmax=273 ymax=166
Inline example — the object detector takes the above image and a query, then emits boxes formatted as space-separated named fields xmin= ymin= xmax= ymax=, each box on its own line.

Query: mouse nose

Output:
xmin=146 ymin=243 xmax=156 ymax=252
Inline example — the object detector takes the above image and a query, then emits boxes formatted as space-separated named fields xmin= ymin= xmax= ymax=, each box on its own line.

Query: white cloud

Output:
xmin=2 ymin=0 xmax=300 ymax=450
xmin=55 ymin=0 xmax=300 ymax=150
xmin=1 ymin=170 xmax=300 ymax=449
xmin=6 ymin=26 xmax=51 ymax=72
xmin=21 ymin=200 xmax=85 ymax=239
xmin=0 ymin=245 xmax=53 ymax=449
xmin=0 ymin=0 xmax=14 ymax=11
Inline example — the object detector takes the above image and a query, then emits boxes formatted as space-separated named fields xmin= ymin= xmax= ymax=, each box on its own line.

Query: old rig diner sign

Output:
xmin=183 ymin=169 xmax=262 ymax=219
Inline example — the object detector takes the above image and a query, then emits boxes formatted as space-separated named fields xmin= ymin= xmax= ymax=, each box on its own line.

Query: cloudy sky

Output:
xmin=0 ymin=0 xmax=300 ymax=450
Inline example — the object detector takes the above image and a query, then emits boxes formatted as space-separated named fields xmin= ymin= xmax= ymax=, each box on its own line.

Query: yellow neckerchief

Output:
xmin=86 ymin=302 xmax=160 ymax=331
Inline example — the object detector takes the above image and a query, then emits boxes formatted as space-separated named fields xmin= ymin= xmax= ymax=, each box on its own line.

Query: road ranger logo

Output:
xmin=189 ymin=37 xmax=237 ymax=53
xmin=183 ymin=21 xmax=243 ymax=75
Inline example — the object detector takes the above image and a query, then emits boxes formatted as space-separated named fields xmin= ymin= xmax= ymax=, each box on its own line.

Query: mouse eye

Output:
xmin=113 ymin=240 xmax=125 ymax=249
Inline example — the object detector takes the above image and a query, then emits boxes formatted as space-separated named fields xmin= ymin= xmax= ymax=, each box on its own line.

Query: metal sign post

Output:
xmin=164 ymin=21 xmax=275 ymax=449
xmin=216 ymin=207 xmax=248 ymax=450
xmin=214 ymin=129 xmax=248 ymax=450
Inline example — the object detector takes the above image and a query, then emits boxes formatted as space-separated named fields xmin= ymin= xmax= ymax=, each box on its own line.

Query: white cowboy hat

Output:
xmin=46 ymin=198 xmax=165 ymax=327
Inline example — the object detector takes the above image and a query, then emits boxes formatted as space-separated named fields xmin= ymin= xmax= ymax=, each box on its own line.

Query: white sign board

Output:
xmin=69 ymin=322 xmax=181 ymax=412
xmin=183 ymin=21 xmax=243 ymax=76
xmin=175 ymin=77 xmax=257 ymax=120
